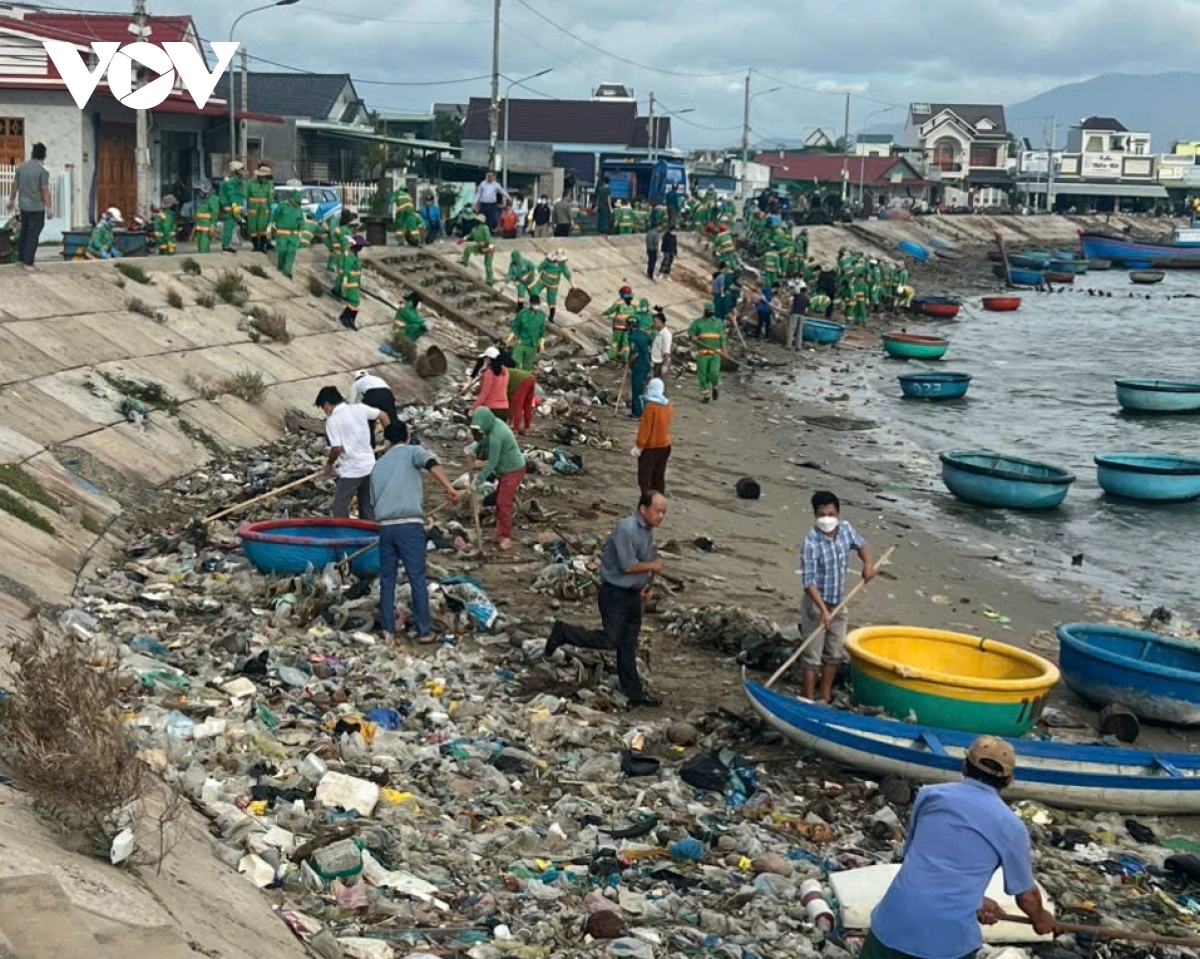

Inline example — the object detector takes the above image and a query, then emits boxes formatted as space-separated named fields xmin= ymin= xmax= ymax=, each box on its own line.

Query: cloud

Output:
xmin=68 ymin=0 xmax=1200 ymax=147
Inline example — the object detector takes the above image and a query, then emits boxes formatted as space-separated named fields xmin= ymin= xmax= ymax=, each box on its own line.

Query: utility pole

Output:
xmin=239 ymin=47 xmax=249 ymax=164
xmin=739 ymin=71 xmax=750 ymax=202
xmin=840 ymin=92 xmax=850 ymax=204
xmin=648 ymin=91 xmax=655 ymax=163
xmin=1046 ymin=115 xmax=1057 ymax=213
xmin=133 ymin=0 xmax=150 ymax=216
xmin=486 ymin=0 xmax=501 ymax=172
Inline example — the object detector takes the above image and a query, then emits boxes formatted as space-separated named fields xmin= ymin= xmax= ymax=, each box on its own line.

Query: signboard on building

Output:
xmin=1082 ymin=154 xmax=1122 ymax=178
xmin=1019 ymin=151 xmax=1061 ymax=175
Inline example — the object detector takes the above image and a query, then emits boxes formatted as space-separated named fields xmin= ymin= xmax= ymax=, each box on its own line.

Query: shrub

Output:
xmin=115 ymin=262 xmax=151 ymax=284
xmin=181 ymin=257 xmax=202 ymax=276
xmin=126 ymin=297 xmax=156 ymax=318
xmin=0 ymin=488 xmax=54 ymax=534
xmin=247 ymin=305 xmax=291 ymax=343
xmin=213 ymin=270 xmax=249 ymax=307
xmin=226 ymin=369 xmax=266 ymax=404
xmin=0 ymin=464 xmax=58 ymax=510
xmin=165 ymin=287 xmax=184 ymax=309
xmin=242 ymin=263 xmax=269 ymax=279
xmin=308 ymin=275 xmax=327 ymax=297
xmin=195 ymin=293 xmax=216 ymax=309
xmin=100 ymin=373 xmax=177 ymax=411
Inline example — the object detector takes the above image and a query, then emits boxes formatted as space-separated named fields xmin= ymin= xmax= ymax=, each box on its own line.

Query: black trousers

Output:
xmin=480 ymin=202 xmax=500 ymax=231
xmin=553 ymin=223 xmax=572 ymax=238
xmin=361 ymin=387 xmax=397 ymax=445
xmin=556 ymin=582 xmax=645 ymax=697
xmin=646 ymin=251 xmax=658 ymax=280
xmin=659 ymin=253 xmax=675 ymax=277
xmin=17 ymin=210 xmax=44 ymax=266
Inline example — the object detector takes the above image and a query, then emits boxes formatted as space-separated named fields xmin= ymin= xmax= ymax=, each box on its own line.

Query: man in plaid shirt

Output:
xmin=800 ymin=490 xmax=875 ymax=702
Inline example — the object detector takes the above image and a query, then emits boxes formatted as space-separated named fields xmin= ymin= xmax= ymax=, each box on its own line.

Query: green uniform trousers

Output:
xmin=696 ymin=353 xmax=721 ymax=394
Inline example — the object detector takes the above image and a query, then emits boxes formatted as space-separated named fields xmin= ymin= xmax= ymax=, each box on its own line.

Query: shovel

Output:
xmin=202 ymin=470 xmax=324 ymax=525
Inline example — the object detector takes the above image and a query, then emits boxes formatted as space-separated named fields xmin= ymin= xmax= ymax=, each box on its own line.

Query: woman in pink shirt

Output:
xmin=472 ymin=346 xmax=511 ymax=421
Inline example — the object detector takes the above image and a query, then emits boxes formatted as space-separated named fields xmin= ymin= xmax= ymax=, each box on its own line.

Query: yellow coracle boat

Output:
xmin=846 ymin=626 xmax=1060 ymax=736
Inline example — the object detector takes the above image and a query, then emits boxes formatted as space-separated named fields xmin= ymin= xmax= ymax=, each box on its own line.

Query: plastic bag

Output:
xmin=440 ymin=576 xmax=498 ymax=631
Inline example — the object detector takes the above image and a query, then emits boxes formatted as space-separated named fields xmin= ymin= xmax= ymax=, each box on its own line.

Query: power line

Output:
xmin=511 ymin=0 xmax=743 ymax=79
xmin=750 ymin=69 xmax=905 ymax=109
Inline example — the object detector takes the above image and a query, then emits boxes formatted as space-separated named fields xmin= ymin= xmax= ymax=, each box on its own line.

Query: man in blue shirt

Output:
xmin=865 ymin=736 xmax=1056 ymax=959
xmin=800 ymin=490 xmax=874 ymax=702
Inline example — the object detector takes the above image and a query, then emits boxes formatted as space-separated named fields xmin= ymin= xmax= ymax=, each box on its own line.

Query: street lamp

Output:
xmin=228 ymin=0 xmax=300 ymax=168
xmin=502 ymin=67 xmax=553 ymax=189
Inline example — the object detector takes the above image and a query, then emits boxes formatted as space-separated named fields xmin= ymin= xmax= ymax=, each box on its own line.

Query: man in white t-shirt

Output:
xmin=316 ymin=385 xmax=391 ymax=519
xmin=650 ymin=310 xmax=673 ymax=378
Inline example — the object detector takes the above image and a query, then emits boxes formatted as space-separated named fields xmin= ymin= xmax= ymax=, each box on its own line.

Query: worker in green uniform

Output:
xmin=688 ymin=303 xmax=726 ymax=403
xmin=848 ymin=273 xmax=870 ymax=324
xmin=270 ymin=189 xmax=305 ymax=278
xmin=192 ymin=184 xmax=220 ymax=254
xmin=84 ymin=207 xmax=123 ymax=259
xmin=537 ymin=249 xmax=572 ymax=323
xmin=627 ymin=322 xmax=653 ymax=418
xmin=336 ymin=234 xmax=366 ymax=329
xmin=458 ymin=213 xmax=495 ymax=283
xmin=245 ymin=165 xmax=274 ymax=252
xmin=218 ymin=161 xmax=246 ymax=253
xmin=327 ymin=216 xmax=353 ymax=276
xmin=151 ymin=195 xmax=177 ymax=255
xmin=393 ymin=291 xmax=427 ymax=341
xmin=763 ymin=247 xmax=782 ymax=291
xmin=603 ymin=284 xmax=636 ymax=362
xmin=299 ymin=210 xmax=317 ymax=249
xmin=612 ymin=199 xmax=635 ymax=235
xmin=391 ymin=183 xmax=424 ymax=246
xmin=506 ymin=250 xmax=542 ymax=305
xmin=508 ymin=294 xmax=547 ymax=370
xmin=712 ymin=224 xmax=737 ymax=270
xmin=596 ymin=176 xmax=612 ymax=235
xmin=650 ymin=202 xmax=667 ymax=230
xmin=634 ymin=296 xmax=654 ymax=332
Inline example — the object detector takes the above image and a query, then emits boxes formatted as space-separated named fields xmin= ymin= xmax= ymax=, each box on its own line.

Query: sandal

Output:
xmin=416 ymin=634 xmax=438 ymax=645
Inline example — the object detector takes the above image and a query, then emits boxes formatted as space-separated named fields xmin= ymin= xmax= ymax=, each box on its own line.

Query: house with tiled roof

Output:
xmin=0 ymin=5 xmax=277 ymax=231
xmin=903 ymin=102 xmax=1013 ymax=208
xmin=756 ymin=152 xmax=931 ymax=209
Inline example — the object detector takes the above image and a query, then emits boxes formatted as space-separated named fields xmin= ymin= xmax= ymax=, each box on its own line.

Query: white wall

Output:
xmin=0 ymin=89 xmax=83 ymax=227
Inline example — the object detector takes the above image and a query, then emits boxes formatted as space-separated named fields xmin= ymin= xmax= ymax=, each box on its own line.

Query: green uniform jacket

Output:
xmin=471 ymin=407 xmax=525 ymax=482
xmin=688 ymin=316 xmax=726 ymax=354
xmin=151 ymin=210 xmax=175 ymax=243
xmin=245 ymin=179 xmax=274 ymax=217
xmin=219 ymin=176 xmax=245 ymax=210
xmin=86 ymin=221 xmax=114 ymax=256
xmin=538 ymin=259 xmax=570 ymax=288
xmin=466 ymin=223 xmax=493 ymax=247
xmin=393 ymin=303 xmax=426 ymax=340
xmin=510 ymin=306 xmax=547 ymax=347
xmin=507 ymin=254 xmax=537 ymax=287
xmin=271 ymin=202 xmax=305 ymax=236
xmin=193 ymin=195 xmax=220 ymax=233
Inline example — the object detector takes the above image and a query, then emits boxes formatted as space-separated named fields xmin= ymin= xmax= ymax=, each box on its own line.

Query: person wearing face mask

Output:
xmin=800 ymin=490 xmax=875 ymax=703
xmin=531 ymin=195 xmax=552 ymax=238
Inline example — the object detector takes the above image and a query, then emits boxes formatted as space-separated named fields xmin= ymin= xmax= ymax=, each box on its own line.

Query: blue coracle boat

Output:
xmin=1094 ymin=453 xmax=1200 ymax=502
xmin=745 ymin=679 xmax=1200 ymax=813
xmin=940 ymin=450 xmax=1075 ymax=509
xmin=1057 ymin=622 xmax=1200 ymax=725
xmin=801 ymin=318 xmax=846 ymax=345
xmin=1009 ymin=253 xmax=1051 ymax=270
xmin=1115 ymin=378 xmax=1200 ymax=413
xmin=898 ymin=239 xmax=930 ymax=261
xmin=238 ymin=518 xmax=381 ymax=576
xmin=992 ymin=265 xmax=1044 ymax=285
xmin=898 ymin=372 xmax=972 ymax=400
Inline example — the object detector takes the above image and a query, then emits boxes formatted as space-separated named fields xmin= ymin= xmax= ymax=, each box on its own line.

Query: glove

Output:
xmin=630 ymin=446 xmax=641 ymax=457
xmin=538 ymin=339 xmax=545 ymax=352
xmin=231 ymin=204 xmax=241 ymax=217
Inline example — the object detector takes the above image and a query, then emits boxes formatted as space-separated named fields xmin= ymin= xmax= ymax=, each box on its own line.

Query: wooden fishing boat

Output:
xmin=1081 ymin=222 xmax=1200 ymax=268
xmin=940 ymin=450 xmax=1075 ymax=509
xmin=1115 ymin=378 xmax=1200 ymax=413
xmin=1044 ymin=271 xmax=1075 ymax=284
xmin=882 ymin=332 xmax=948 ymax=360
xmin=238 ymin=518 xmax=380 ymax=576
xmin=1048 ymin=258 xmax=1088 ymax=274
xmin=744 ymin=679 xmax=1200 ymax=814
xmin=981 ymin=296 xmax=1021 ymax=311
xmin=912 ymin=295 xmax=961 ymax=318
xmin=897 ymin=239 xmax=930 ymax=261
xmin=1094 ymin=452 xmax=1200 ymax=502
xmin=898 ymin=372 xmax=972 ymax=400
xmin=992 ymin=265 xmax=1044 ymax=285
xmin=846 ymin=626 xmax=1059 ymax=736
xmin=801 ymin=317 xmax=846 ymax=345
xmin=1009 ymin=252 xmax=1051 ymax=270
xmin=1130 ymin=270 xmax=1165 ymax=284
xmin=1058 ymin=622 xmax=1200 ymax=725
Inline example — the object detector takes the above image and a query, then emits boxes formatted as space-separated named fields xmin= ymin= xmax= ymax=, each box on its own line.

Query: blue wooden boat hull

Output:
xmin=1115 ymin=379 xmax=1200 ymax=413
xmin=898 ymin=240 xmax=930 ymax=261
xmin=1057 ymin=622 xmax=1200 ymax=725
xmin=899 ymin=372 xmax=972 ymax=400
xmin=1094 ymin=453 xmax=1200 ymax=502
xmin=238 ymin=518 xmax=381 ymax=576
xmin=801 ymin=318 xmax=846 ymax=344
xmin=1009 ymin=253 xmax=1050 ymax=270
xmin=992 ymin=265 xmax=1044 ymax=285
xmin=744 ymin=679 xmax=1200 ymax=813
xmin=1080 ymin=232 xmax=1200 ymax=268
xmin=940 ymin=450 xmax=1075 ymax=509
xmin=1049 ymin=259 xmax=1088 ymax=273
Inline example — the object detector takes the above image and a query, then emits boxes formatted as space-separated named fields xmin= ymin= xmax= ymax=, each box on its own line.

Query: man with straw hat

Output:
xmin=218 ymin=161 xmax=245 ymax=252
xmin=246 ymin=164 xmax=275 ymax=253
xmin=863 ymin=735 xmax=1056 ymax=959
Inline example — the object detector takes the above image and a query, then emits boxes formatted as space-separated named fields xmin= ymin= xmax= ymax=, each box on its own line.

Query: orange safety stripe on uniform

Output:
xmin=697 ymin=349 xmax=721 ymax=355
xmin=697 ymin=333 xmax=723 ymax=340
xmin=194 ymin=226 xmax=211 ymax=233
xmin=274 ymin=230 xmax=294 ymax=235
xmin=195 ymin=212 xmax=212 ymax=221
xmin=248 ymin=197 xmax=269 ymax=204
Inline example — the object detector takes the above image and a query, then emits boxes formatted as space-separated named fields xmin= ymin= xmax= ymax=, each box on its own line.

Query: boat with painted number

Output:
xmin=1115 ymin=379 xmax=1200 ymax=413
xmin=1130 ymin=270 xmax=1165 ymax=284
xmin=940 ymin=450 xmax=1076 ymax=509
xmin=981 ymin=296 xmax=1021 ymax=311
xmin=238 ymin=518 xmax=380 ymax=576
xmin=1057 ymin=622 xmax=1200 ymax=725
xmin=898 ymin=239 xmax=930 ymax=261
xmin=912 ymin=295 xmax=961 ymax=318
xmin=846 ymin=626 xmax=1059 ymax=736
xmin=1094 ymin=452 xmax=1200 ymax=502
xmin=801 ymin=317 xmax=846 ymax=345
xmin=744 ymin=679 xmax=1200 ymax=813
xmin=898 ymin=372 xmax=972 ymax=400
xmin=882 ymin=332 xmax=948 ymax=359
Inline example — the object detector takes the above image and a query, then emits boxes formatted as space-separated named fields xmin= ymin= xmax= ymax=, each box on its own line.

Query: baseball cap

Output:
xmin=966 ymin=735 xmax=1015 ymax=779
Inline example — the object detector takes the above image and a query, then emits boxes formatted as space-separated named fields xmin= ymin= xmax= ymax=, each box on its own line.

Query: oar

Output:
xmin=999 ymin=914 xmax=1200 ymax=948
xmin=764 ymin=545 xmax=896 ymax=689
xmin=467 ymin=470 xmax=485 ymax=554
xmin=336 ymin=539 xmax=377 ymax=572
xmin=202 ymin=470 xmax=324 ymax=525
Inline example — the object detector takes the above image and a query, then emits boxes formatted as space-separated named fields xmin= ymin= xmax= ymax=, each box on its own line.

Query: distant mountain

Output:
xmin=1007 ymin=72 xmax=1200 ymax=152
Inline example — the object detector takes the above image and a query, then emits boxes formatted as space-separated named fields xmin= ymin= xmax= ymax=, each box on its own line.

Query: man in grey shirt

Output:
xmin=7 ymin=142 xmax=51 ymax=269
xmin=475 ymin=171 xmax=508 ymax=231
xmin=552 ymin=192 xmax=573 ymax=238
xmin=545 ymin=491 xmax=667 ymax=706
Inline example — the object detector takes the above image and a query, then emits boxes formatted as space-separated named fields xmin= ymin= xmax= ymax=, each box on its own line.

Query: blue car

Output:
xmin=272 ymin=184 xmax=342 ymax=226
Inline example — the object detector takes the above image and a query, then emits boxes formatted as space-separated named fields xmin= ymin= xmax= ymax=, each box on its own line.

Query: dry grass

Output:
xmin=114 ymin=261 xmax=151 ymax=284
xmin=247 ymin=305 xmax=291 ymax=343
xmin=184 ymin=372 xmax=229 ymax=401
xmin=126 ymin=297 xmax=157 ymax=318
xmin=196 ymin=292 xmax=217 ymax=309
xmin=226 ymin=369 xmax=266 ymax=404
xmin=0 ymin=620 xmax=148 ymax=854
xmin=213 ymin=270 xmax=249 ymax=307
xmin=181 ymin=257 xmax=202 ymax=276
xmin=165 ymin=287 xmax=184 ymax=309
xmin=242 ymin=263 xmax=269 ymax=279
xmin=307 ymin=275 xmax=327 ymax=297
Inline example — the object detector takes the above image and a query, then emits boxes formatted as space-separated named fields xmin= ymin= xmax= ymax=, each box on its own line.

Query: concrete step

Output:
xmin=95 ymin=925 xmax=194 ymax=959
xmin=0 ymin=874 xmax=105 ymax=959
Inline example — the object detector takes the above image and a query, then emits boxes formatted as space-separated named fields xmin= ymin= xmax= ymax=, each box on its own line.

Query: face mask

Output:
xmin=815 ymin=516 xmax=839 ymax=534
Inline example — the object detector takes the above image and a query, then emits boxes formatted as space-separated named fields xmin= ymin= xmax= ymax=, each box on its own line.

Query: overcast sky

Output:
xmin=64 ymin=0 xmax=1200 ymax=148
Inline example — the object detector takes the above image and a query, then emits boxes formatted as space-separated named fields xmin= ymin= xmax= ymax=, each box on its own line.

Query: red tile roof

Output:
xmin=18 ymin=12 xmax=195 ymax=45
xmin=755 ymin=153 xmax=927 ymax=185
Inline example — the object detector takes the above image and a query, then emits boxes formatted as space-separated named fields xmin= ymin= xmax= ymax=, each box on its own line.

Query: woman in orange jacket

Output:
xmin=632 ymin=378 xmax=672 ymax=493
xmin=472 ymin=346 xmax=511 ymax=421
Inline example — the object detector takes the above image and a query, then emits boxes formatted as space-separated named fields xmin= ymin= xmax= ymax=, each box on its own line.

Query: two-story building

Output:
xmin=755 ymin=153 xmax=931 ymax=211
xmin=1015 ymin=117 xmax=1167 ymax=212
xmin=903 ymin=103 xmax=1013 ymax=209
